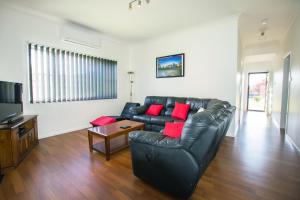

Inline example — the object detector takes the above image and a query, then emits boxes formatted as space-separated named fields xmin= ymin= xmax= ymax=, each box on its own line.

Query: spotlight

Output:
xmin=129 ymin=0 xmax=150 ymax=10
xmin=261 ymin=19 xmax=268 ymax=26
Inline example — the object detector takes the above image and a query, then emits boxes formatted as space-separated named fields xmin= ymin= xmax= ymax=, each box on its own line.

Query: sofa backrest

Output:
xmin=121 ymin=102 xmax=140 ymax=119
xmin=179 ymin=99 xmax=235 ymax=166
xmin=165 ymin=97 xmax=187 ymax=116
xmin=144 ymin=96 xmax=212 ymax=116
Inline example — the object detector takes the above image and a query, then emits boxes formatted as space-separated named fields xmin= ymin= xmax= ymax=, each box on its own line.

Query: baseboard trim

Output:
xmin=286 ymin=134 xmax=300 ymax=153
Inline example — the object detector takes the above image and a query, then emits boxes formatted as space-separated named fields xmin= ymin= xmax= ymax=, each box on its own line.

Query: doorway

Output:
xmin=247 ymin=72 xmax=268 ymax=112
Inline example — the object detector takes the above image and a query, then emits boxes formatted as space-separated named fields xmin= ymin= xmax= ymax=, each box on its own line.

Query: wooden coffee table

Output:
xmin=88 ymin=120 xmax=145 ymax=161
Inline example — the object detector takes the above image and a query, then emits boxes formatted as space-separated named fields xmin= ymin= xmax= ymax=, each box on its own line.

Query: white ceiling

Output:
xmin=2 ymin=0 xmax=300 ymax=45
xmin=244 ymin=53 xmax=277 ymax=63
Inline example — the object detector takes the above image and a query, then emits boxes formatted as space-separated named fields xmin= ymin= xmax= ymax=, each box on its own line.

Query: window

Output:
xmin=28 ymin=43 xmax=117 ymax=103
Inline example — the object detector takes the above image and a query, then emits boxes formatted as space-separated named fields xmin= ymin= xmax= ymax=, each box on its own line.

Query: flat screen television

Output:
xmin=0 ymin=81 xmax=23 ymax=124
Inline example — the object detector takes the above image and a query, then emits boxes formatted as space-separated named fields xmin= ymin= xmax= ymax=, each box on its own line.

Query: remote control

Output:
xmin=120 ymin=125 xmax=131 ymax=129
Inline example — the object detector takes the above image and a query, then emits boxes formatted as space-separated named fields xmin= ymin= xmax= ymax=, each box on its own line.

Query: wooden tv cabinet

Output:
xmin=0 ymin=115 xmax=38 ymax=171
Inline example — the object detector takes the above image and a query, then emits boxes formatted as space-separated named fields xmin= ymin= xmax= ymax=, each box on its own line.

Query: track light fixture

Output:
xmin=129 ymin=0 xmax=150 ymax=10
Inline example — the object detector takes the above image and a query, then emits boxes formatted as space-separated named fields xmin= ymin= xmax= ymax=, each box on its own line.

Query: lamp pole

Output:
xmin=128 ymin=71 xmax=134 ymax=102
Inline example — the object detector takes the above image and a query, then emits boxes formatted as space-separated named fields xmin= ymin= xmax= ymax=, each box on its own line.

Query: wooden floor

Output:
xmin=1 ymin=112 xmax=300 ymax=200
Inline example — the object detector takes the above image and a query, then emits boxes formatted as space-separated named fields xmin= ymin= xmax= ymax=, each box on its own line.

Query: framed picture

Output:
xmin=156 ymin=53 xmax=185 ymax=78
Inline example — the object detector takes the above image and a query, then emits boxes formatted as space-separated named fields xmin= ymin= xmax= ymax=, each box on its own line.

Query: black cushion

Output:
xmin=150 ymin=124 xmax=165 ymax=132
xmin=186 ymin=98 xmax=209 ymax=111
xmin=165 ymin=97 xmax=187 ymax=116
xmin=133 ymin=115 xmax=152 ymax=123
xmin=144 ymin=96 xmax=168 ymax=107
xmin=150 ymin=116 xmax=174 ymax=125
xmin=130 ymin=105 xmax=148 ymax=115
xmin=120 ymin=102 xmax=140 ymax=119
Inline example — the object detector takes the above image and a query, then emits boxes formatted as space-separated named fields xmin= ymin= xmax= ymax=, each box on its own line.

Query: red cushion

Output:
xmin=145 ymin=104 xmax=164 ymax=116
xmin=171 ymin=102 xmax=190 ymax=120
xmin=163 ymin=122 xmax=185 ymax=138
xmin=90 ymin=116 xmax=116 ymax=126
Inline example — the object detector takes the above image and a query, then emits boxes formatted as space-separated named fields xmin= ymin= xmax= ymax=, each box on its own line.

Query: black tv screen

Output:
xmin=0 ymin=81 xmax=23 ymax=123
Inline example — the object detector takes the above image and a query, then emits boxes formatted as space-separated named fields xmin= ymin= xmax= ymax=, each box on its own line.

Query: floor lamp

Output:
xmin=128 ymin=71 xmax=134 ymax=102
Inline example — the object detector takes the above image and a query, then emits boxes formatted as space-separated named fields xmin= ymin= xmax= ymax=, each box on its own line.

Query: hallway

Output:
xmin=199 ymin=111 xmax=300 ymax=199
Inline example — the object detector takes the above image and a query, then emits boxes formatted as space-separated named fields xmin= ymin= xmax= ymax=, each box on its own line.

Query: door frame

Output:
xmin=280 ymin=52 xmax=292 ymax=132
xmin=247 ymin=72 xmax=269 ymax=112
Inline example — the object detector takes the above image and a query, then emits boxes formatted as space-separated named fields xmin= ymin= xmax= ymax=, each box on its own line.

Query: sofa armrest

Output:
xmin=129 ymin=131 xmax=181 ymax=148
xmin=129 ymin=105 xmax=148 ymax=115
xmin=129 ymin=131 xmax=200 ymax=198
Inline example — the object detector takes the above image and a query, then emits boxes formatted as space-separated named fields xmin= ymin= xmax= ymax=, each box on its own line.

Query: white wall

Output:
xmin=130 ymin=16 xmax=239 ymax=136
xmin=0 ymin=5 xmax=131 ymax=138
xmin=281 ymin=16 xmax=300 ymax=150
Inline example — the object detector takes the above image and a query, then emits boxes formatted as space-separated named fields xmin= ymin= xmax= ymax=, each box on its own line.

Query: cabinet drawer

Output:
xmin=17 ymin=129 xmax=34 ymax=160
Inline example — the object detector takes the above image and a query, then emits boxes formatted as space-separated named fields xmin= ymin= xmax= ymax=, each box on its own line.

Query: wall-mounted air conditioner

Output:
xmin=60 ymin=22 xmax=102 ymax=49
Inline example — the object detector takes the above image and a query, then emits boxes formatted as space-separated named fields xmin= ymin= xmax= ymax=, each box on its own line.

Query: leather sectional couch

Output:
xmin=130 ymin=96 xmax=215 ymax=132
xmin=129 ymin=96 xmax=235 ymax=198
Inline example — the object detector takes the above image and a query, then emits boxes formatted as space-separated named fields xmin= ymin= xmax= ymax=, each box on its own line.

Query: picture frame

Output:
xmin=156 ymin=53 xmax=185 ymax=78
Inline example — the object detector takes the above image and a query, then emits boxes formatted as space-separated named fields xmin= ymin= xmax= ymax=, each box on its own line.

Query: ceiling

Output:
xmin=1 ymin=0 xmax=300 ymax=45
xmin=244 ymin=53 xmax=277 ymax=64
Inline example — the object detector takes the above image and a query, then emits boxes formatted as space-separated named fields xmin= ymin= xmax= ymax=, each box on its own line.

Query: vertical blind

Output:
xmin=28 ymin=43 xmax=117 ymax=103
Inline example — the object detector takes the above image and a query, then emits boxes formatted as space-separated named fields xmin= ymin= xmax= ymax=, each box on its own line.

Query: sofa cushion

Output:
xmin=163 ymin=122 xmax=185 ymax=138
xmin=90 ymin=116 xmax=116 ymax=126
xmin=172 ymin=102 xmax=190 ymax=120
xmin=186 ymin=98 xmax=209 ymax=111
xmin=165 ymin=97 xmax=187 ymax=116
xmin=150 ymin=115 xmax=174 ymax=125
xmin=144 ymin=96 xmax=168 ymax=116
xmin=121 ymin=102 xmax=140 ymax=119
xmin=133 ymin=115 xmax=152 ymax=123
xmin=150 ymin=115 xmax=185 ymax=126
xmin=150 ymin=124 xmax=165 ymax=132
xmin=144 ymin=96 xmax=168 ymax=107
xmin=145 ymin=104 xmax=164 ymax=116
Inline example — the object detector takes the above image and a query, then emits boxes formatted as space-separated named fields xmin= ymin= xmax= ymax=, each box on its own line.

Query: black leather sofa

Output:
xmin=130 ymin=96 xmax=218 ymax=132
xmin=129 ymin=97 xmax=235 ymax=198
